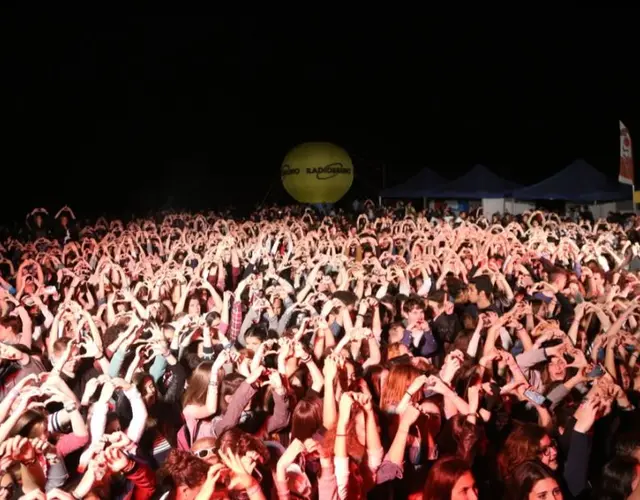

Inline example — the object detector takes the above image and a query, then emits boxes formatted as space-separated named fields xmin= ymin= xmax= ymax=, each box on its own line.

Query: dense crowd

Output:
xmin=0 ymin=204 xmax=639 ymax=499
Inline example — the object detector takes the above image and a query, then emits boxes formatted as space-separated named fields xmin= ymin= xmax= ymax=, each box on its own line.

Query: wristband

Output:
xmin=300 ymin=355 xmax=312 ymax=364
xmin=64 ymin=401 xmax=78 ymax=413
xmin=21 ymin=457 xmax=37 ymax=467
xmin=208 ymin=379 xmax=218 ymax=388
xmin=405 ymin=390 xmax=414 ymax=397
xmin=122 ymin=460 xmax=137 ymax=475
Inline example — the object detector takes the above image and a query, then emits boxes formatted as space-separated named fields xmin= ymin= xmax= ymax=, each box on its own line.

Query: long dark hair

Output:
xmin=504 ymin=460 xmax=558 ymax=500
xmin=423 ymin=457 xmax=474 ymax=500
xmin=291 ymin=396 xmax=322 ymax=441
xmin=593 ymin=456 xmax=639 ymax=500
xmin=437 ymin=413 xmax=486 ymax=464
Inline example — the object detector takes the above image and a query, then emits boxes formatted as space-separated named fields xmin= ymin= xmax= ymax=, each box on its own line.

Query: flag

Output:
xmin=619 ymin=120 xmax=634 ymax=185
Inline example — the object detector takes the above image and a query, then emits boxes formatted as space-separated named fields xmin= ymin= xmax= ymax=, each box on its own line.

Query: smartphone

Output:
xmin=587 ymin=364 xmax=605 ymax=378
xmin=624 ymin=344 xmax=637 ymax=353
xmin=524 ymin=389 xmax=549 ymax=407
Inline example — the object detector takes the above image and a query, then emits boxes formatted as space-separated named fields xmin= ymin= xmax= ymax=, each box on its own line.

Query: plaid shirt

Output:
xmin=229 ymin=300 xmax=243 ymax=344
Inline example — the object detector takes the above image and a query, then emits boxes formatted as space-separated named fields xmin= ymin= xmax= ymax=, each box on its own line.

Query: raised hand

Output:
xmin=218 ymin=447 xmax=259 ymax=491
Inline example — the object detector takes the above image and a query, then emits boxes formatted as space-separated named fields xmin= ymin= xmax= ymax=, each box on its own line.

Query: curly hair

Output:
xmin=497 ymin=423 xmax=548 ymax=480
xmin=158 ymin=449 xmax=209 ymax=490
xmin=216 ymin=428 xmax=270 ymax=465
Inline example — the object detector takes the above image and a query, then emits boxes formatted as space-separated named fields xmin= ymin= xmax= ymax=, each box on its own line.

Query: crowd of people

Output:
xmin=0 ymin=203 xmax=639 ymax=499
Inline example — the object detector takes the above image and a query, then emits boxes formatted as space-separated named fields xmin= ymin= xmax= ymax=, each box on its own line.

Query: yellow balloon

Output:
xmin=281 ymin=142 xmax=354 ymax=203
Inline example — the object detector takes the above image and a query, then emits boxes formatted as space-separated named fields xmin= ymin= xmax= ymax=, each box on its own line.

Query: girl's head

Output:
xmin=187 ymin=295 xmax=202 ymax=317
xmin=0 ymin=470 xmax=16 ymax=500
xmin=505 ymin=461 xmax=562 ymax=500
xmin=134 ymin=373 xmax=158 ymax=408
xmin=216 ymin=428 xmax=270 ymax=469
xmin=245 ymin=325 xmax=267 ymax=353
xmin=498 ymin=424 xmax=558 ymax=479
xmin=182 ymin=361 xmax=213 ymax=407
xmin=364 ymin=365 xmax=388 ymax=403
xmin=291 ymin=396 xmax=323 ymax=441
xmin=218 ymin=373 xmax=247 ymax=413
xmin=380 ymin=363 xmax=421 ymax=412
xmin=159 ymin=449 xmax=210 ymax=500
xmin=423 ymin=457 xmax=478 ymax=500
xmin=272 ymin=297 xmax=283 ymax=316
xmin=437 ymin=414 xmax=487 ymax=464
xmin=386 ymin=342 xmax=410 ymax=361
xmin=545 ymin=356 xmax=567 ymax=383
xmin=105 ymin=412 xmax=122 ymax=434
xmin=0 ymin=317 xmax=21 ymax=344
xmin=595 ymin=455 xmax=640 ymax=500
xmin=12 ymin=410 xmax=48 ymax=441
xmin=388 ymin=322 xmax=406 ymax=344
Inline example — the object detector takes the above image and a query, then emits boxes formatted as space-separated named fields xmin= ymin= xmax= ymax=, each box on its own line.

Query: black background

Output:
xmin=3 ymin=11 xmax=639 ymax=220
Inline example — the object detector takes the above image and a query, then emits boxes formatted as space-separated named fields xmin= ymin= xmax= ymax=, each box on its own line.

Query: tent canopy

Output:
xmin=380 ymin=167 xmax=446 ymax=198
xmin=513 ymin=159 xmax=632 ymax=202
xmin=435 ymin=164 xmax=521 ymax=199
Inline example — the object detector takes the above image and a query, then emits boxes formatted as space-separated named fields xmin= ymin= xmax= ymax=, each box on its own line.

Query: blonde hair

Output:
xmin=182 ymin=361 xmax=213 ymax=407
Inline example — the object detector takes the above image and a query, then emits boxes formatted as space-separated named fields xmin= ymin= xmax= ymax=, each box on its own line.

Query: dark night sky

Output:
xmin=2 ymin=11 xmax=640 ymax=220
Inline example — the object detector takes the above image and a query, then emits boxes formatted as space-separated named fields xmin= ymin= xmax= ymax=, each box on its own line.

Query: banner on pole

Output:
xmin=619 ymin=121 xmax=634 ymax=185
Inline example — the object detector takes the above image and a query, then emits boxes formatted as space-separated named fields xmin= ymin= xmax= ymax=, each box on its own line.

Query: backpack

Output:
xmin=177 ymin=419 xmax=203 ymax=451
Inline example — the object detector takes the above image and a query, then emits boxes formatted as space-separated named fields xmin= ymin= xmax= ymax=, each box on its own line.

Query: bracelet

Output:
xmin=208 ymin=379 xmax=218 ymax=387
xmin=246 ymin=483 xmax=262 ymax=496
xmin=405 ymin=391 xmax=414 ymax=397
xmin=300 ymin=356 xmax=312 ymax=363
xmin=64 ymin=402 xmax=78 ymax=413
xmin=335 ymin=434 xmax=347 ymax=437
xmin=122 ymin=460 xmax=137 ymax=475
xmin=71 ymin=491 xmax=83 ymax=500
xmin=21 ymin=457 xmax=37 ymax=467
